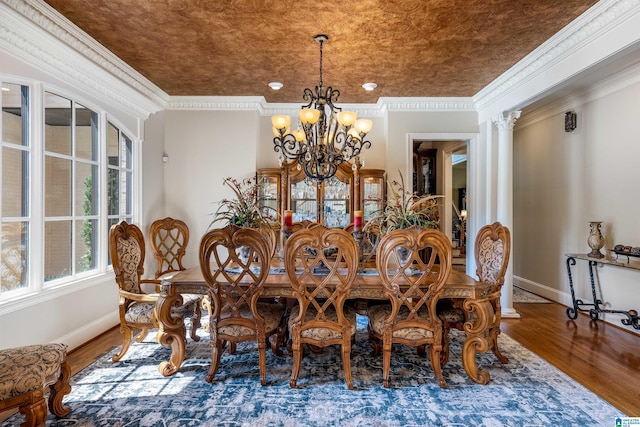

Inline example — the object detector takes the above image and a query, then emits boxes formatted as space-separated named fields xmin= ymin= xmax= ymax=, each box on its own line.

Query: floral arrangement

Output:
xmin=365 ymin=171 xmax=441 ymax=235
xmin=210 ymin=176 xmax=276 ymax=229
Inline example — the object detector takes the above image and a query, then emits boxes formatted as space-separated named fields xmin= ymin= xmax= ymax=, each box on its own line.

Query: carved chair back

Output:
xmin=149 ymin=217 xmax=190 ymax=278
xmin=475 ymin=222 xmax=511 ymax=297
xmin=109 ymin=221 xmax=146 ymax=294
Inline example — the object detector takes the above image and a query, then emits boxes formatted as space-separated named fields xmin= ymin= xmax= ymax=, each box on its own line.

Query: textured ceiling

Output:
xmin=43 ymin=0 xmax=598 ymax=104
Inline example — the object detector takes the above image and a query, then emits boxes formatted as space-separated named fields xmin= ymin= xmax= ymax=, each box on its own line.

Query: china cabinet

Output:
xmin=257 ymin=162 xmax=385 ymax=229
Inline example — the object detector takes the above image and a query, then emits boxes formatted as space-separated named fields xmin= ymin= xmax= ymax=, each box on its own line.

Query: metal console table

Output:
xmin=565 ymin=253 xmax=639 ymax=329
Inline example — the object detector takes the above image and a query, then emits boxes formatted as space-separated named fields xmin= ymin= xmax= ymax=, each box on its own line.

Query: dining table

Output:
xmin=156 ymin=264 xmax=497 ymax=385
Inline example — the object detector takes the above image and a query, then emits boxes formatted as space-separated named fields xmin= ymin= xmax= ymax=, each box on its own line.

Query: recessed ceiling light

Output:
xmin=362 ymin=82 xmax=377 ymax=91
xmin=268 ymin=82 xmax=283 ymax=90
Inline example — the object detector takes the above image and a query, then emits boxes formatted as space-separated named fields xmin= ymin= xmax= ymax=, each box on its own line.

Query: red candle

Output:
xmin=354 ymin=210 xmax=363 ymax=230
xmin=284 ymin=210 xmax=293 ymax=227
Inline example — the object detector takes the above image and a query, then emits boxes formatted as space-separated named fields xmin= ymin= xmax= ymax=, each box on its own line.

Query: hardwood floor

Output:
xmin=502 ymin=300 xmax=640 ymax=416
xmin=59 ymin=298 xmax=640 ymax=417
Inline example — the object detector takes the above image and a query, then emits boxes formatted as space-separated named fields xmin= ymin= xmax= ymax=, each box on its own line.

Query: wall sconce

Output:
xmin=565 ymin=111 xmax=577 ymax=132
xmin=162 ymin=155 xmax=169 ymax=163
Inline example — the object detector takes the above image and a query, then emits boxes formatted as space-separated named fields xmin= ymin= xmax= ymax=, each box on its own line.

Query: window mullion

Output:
xmin=99 ymin=111 xmax=108 ymax=271
xmin=30 ymin=82 xmax=44 ymax=291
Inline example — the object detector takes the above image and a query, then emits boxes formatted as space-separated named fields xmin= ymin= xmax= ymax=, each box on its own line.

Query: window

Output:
xmin=44 ymin=92 xmax=100 ymax=282
xmin=0 ymin=82 xmax=137 ymax=301
xmin=1 ymin=83 xmax=30 ymax=295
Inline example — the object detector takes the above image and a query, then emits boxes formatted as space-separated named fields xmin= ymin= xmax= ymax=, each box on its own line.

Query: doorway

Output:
xmin=411 ymin=139 xmax=467 ymax=260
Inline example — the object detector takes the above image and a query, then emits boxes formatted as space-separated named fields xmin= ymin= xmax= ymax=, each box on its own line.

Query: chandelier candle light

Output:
xmin=272 ymin=34 xmax=373 ymax=181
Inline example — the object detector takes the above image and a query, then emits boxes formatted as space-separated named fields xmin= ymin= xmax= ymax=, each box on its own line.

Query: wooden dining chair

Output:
xmin=109 ymin=221 xmax=202 ymax=362
xmin=148 ymin=217 xmax=203 ymax=341
xmin=367 ymin=226 xmax=452 ymax=388
xmin=438 ymin=222 xmax=511 ymax=366
xmin=284 ymin=225 xmax=359 ymax=389
xmin=199 ymin=224 xmax=287 ymax=385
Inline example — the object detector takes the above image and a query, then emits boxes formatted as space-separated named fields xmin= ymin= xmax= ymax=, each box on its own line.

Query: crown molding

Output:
xmin=168 ymin=96 xmax=267 ymax=112
xmin=473 ymin=0 xmax=640 ymax=119
xmin=379 ymin=97 xmax=476 ymax=112
xmin=167 ymin=96 xmax=475 ymax=116
xmin=0 ymin=0 xmax=167 ymax=118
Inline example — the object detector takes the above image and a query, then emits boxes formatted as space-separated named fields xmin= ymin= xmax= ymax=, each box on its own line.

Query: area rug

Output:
xmin=4 ymin=316 xmax=622 ymax=427
xmin=513 ymin=286 xmax=551 ymax=303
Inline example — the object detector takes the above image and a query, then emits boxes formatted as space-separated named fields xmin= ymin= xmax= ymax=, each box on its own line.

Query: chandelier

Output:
xmin=271 ymin=34 xmax=373 ymax=181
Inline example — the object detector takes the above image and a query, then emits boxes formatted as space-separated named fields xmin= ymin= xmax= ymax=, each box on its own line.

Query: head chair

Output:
xmin=438 ymin=221 xmax=511 ymax=370
xmin=109 ymin=221 xmax=159 ymax=362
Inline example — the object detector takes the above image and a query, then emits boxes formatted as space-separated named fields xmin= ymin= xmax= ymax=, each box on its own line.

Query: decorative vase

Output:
xmin=587 ymin=221 xmax=605 ymax=259
xmin=238 ymin=245 xmax=251 ymax=265
xmin=396 ymin=246 xmax=413 ymax=266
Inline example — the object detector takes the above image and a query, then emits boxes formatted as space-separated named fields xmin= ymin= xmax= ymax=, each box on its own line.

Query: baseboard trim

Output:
xmin=53 ymin=310 xmax=119 ymax=351
xmin=513 ymin=275 xmax=573 ymax=307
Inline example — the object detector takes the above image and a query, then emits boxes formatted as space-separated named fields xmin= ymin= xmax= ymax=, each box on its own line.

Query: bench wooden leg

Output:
xmin=48 ymin=359 xmax=71 ymax=417
xmin=19 ymin=388 xmax=47 ymax=427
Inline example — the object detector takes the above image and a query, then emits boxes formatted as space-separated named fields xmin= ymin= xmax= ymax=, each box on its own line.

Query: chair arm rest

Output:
xmin=119 ymin=289 xmax=158 ymax=303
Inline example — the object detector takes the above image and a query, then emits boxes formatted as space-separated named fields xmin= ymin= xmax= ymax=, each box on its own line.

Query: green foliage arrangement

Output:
xmin=210 ymin=176 xmax=276 ymax=229
xmin=366 ymin=171 xmax=442 ymax=235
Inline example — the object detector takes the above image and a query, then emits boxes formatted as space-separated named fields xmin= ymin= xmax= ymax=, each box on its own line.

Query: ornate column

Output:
xmin=491 ymin=111 xmax=521 ymax=319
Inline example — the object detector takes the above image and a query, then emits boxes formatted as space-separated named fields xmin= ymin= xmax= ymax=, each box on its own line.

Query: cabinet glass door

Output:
xmin=323 ymin=176 xmax=350 ymax=228
xmin=257 ymin=172 xmax=279 ymax=221
xmin=362 ymin=175 xmax=385 ymax=220
xmin=291 ymin=177 xmax=318 ymax=222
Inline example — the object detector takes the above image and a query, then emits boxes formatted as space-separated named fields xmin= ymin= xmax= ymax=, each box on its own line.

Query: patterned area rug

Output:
xmin=513 ymin=286 xmax=551 ymax=303
xmin=5 ymin=316 xmax=622 ymax=427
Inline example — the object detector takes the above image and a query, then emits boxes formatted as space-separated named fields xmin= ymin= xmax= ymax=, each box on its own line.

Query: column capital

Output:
xmin=492 ymin=110 xmax=522 ymax=131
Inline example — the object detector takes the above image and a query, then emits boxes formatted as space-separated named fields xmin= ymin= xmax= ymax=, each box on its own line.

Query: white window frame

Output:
xmin=0 ymin=79 xmax=141 ymax=312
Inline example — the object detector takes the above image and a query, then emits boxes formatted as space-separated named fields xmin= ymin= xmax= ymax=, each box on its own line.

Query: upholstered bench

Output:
xmin=0 ymin=343 xmax=71 ymax=426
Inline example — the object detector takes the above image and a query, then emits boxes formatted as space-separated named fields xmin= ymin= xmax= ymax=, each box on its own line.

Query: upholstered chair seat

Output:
xmin=368 ymin=305 xmax=436 ymax=340
xmin=0 ymin=343 xmax=71 ymax=426
xmin=218 ymin=302 xmax=285 ymax=338
xmin=289 ymin=305 xmax=357 ymax=341
xmin=124 ymin=293 xmax=201 ymax=324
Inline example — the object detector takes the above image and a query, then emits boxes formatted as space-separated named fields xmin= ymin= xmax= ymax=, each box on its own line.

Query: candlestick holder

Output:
xmin=352 ymin=229 xmax=366 ymax=272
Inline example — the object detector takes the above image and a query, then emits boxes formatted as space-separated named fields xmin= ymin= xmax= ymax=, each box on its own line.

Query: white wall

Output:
xmin=513 ymin=78 xmax=640 ymax=334
xmin=161 ymin=110 xmax=260 ymax=269
xmin=141 ymin=111 xmax=167 ymax=275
